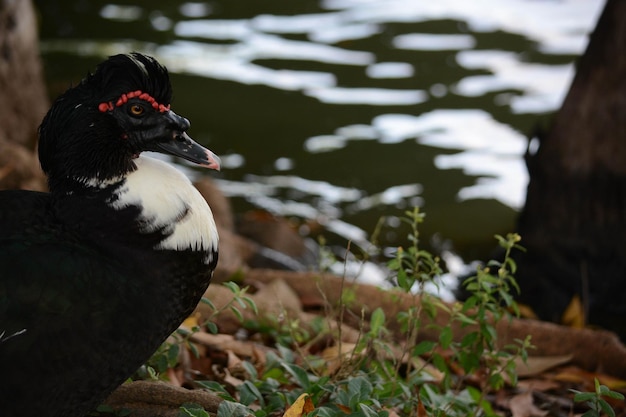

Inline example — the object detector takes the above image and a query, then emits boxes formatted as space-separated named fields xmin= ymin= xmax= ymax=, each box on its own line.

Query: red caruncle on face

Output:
xmin=98 ymin=90 xmax=170 ymax=113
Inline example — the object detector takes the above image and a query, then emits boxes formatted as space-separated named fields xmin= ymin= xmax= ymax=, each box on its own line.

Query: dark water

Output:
xmin=34 ymin=0 xmax=603 ymax=274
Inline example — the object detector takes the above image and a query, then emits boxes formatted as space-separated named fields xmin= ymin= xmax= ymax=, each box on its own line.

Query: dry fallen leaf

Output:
xmin=417 ymin=397 xmax=427 ymax=417
xmin=517 ymin=379 xmax=561 ymax=392
xmin=561 ymin=295 xmax=585 ymax=328
xmin=222 ymin=368 xmax=245 ymax=388
xmin=553 ymin=366 xmax=626 ymax=391
xmin=509 ymin=392 xmax=548 ymax=417
xmin=226 ymin=349 xmax=250 ymax=380
xmin=515 ymin=355 xmax=573 ymax=377
xmin=182 ymin=313 xmax=200 ymax=329
xmin=226 ymin=349 xmax=243 ymax=370
xmin=517 ymin=303 xmax=539 ymax=320
xmin=320 ymin=343 xmax=358 ymax=375
xmin=283 ymin=393 xmax=314 ymax=417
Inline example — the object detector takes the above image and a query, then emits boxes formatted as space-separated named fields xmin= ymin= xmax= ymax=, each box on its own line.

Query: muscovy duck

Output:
xmin=0 ymin=52 xmax=220 ymax=416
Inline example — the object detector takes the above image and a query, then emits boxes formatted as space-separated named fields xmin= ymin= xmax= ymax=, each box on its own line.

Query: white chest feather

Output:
xmin=110 ymin=156 xmax=218 ymax=260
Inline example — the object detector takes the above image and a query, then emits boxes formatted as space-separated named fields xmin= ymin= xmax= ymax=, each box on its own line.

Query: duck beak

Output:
xmin=147 ymin=110 xmax=221 ymax=171
xmin=156 ymin=131 xmax=221 ymax=171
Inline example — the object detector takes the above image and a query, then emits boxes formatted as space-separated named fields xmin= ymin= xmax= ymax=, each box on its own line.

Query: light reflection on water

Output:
xmin=455 ymin=50 xmax=576 ymax=113
xmin=37 ymin=0 xmax=603 ymax=266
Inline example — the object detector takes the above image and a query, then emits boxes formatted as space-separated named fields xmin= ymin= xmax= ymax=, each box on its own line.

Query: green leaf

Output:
xmin=460 ymin=331 xmax=479 ymax=348
xmin=243 ymin=296 xmax=258 ymax=315
xmin=199 ymin=297 xmax=215 ymax=309
xmin=359 ymin=403 xmax=379 ymax=417
xmin=439 ymin=326 xmax=453 ymax=349
xmin=498 ymin=290 xmax=514 ymax=308
xmin=315 ymin=406 xmax=340 ymax=417
xmin=348 ymin=376 xmax=373 ymax=406
xmin=242 ymin=360 xmax=258 ymax=379
xmin=195 ymin=380 xmax=233 ymax=399
xmin=387 ymin=257 xmax=400 ymax=271
xmin=146 ymin=365 xmax=158 ymax=380
xmin=222 ymin=281 xmax=241 ymax=294
xmin=455 ymin=312 xmax=478 ymax=326
xmin=276 ymin=344 xmax=295 ymax=363
xmin=488 ymin=372 xmax=505 ymax=390
xmin=216 ymin=400 xmax=252 ymax=417
xmin=458 ymin=350 xmax=480 ymax=374
xmin=598 ymin=384 xmax=610 ymax=396
xmin=95 ymin=404 xmax=116 ymax=413
xmin=396 ymin=269 xmax=409 ymax=291
xmin=205 ymin=321 xmax=218 ymax=334
xmin=187 ymin=340 xmax=200 ymax=359
xmin=466 ymin=386 xmax=495 ymax=415
xmin=494 ymin=234 xmax=507 ymax=246
xmin=432 ymin=352 xmax=448 ymax=373
xmin=599 ymin=399 xmax=616 ymax=417
xmin=505 ymin=257 xmax=517 ymax=274
xmin=573 ymin=392 xmax=596 ymax=402
xmin=230 ymin=305 xmax=244 ymax=322
xmin=412 ymin=340 xmax=436 ymax=356
xmin=239 ymin=381 xmax=264 ymax=406
xmin=179 ymin=404 xmax=210 ymax=417
xmin=369 ymin=308 xmax=386 ymax=336
xmin=605 ymin=390 xmax=625 ymax=400
xmin=167 ymin=343 xmax=179 ymax=363
xmin=281 ymin=362 xmax=311 ymax=390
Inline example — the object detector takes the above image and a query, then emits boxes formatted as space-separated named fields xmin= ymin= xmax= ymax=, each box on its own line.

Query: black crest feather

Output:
xmin=38 ymin=52 xmax=173 ymax=190
xmin=88 ymin=53 xmax=172 ymax=106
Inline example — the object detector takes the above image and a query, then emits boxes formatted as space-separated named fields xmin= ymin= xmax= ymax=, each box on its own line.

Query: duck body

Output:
xmin=0 ymin=53 xmax=219 ymax=416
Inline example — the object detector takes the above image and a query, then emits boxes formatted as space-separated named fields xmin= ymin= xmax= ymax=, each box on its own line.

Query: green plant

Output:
xmin=224 ymin=208 xmax=529 ymax=417
xmin=179 ymin=403 xmax=210 ymax=417
xmin=201 ymin=281 xmax=258 ymax=334
xmin=132 ymin=207 xmax=532 ymax=417
xmin=363 ymin=209 xmax=531 ymax=416
xmin=571 ymin=378 xmax=625 ymax=417
xmin=448 ymin=233 xmax=533 ymax=395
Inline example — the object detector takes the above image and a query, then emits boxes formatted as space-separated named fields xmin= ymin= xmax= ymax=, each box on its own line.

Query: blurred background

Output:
xmin=33 ymin=0 xmax=603 ymax=272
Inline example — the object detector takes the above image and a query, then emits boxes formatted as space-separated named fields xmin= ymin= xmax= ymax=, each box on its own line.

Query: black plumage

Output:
xmin=0 ymin=53 xmax=220 ymax=416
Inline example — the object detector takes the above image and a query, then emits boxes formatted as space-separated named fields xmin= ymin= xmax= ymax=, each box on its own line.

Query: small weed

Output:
xmin=571 ymin=378 xmax=625 ymax=417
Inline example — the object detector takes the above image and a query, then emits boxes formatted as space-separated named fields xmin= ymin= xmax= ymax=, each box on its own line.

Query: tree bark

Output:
xmin=514 ymin=0 xmax=626 ymax=338
xmin=0 ymin=0 xmax=47 ymax=190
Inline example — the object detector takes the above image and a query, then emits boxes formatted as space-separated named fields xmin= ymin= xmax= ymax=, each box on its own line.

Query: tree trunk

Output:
xmin=0 ymin=0 xmax=47 ymax=190
xmin=515 ymin=0 xmax=626 ymax=338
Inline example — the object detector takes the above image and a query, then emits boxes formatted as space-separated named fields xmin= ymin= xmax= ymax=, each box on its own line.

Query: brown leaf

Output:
xmin=187 ymin=331 xmax=275 ymax=359
xmin=552 ymin=366 xmax=626 ymax=391
xmin=283 ymin=393 xmax=314 ymax=417
xmin=517 ymin=379 xmax=561 ymax=392
xmin=417 ymin=397 xmax=427 ymax=417
xmin=320 ymin=343 xmax=358 ymax=375
xmin=561 ymin=295 xmax=585 ymax=328
xmin=222 ymin=368 xmax=245 ymax=388
xmin=226 ymin=349 xmax=250 ymax=380
xmin=515 ymin=355 xmax=573 ymax=377
xmin=509 ymin=392 xmax=548 ymax=417
xmin=226 ymin=349 xmax=243 ymax=370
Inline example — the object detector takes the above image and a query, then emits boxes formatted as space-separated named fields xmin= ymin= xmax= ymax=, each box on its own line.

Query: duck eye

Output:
xmin=129 ymin=104 xmax=144 ymax=116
